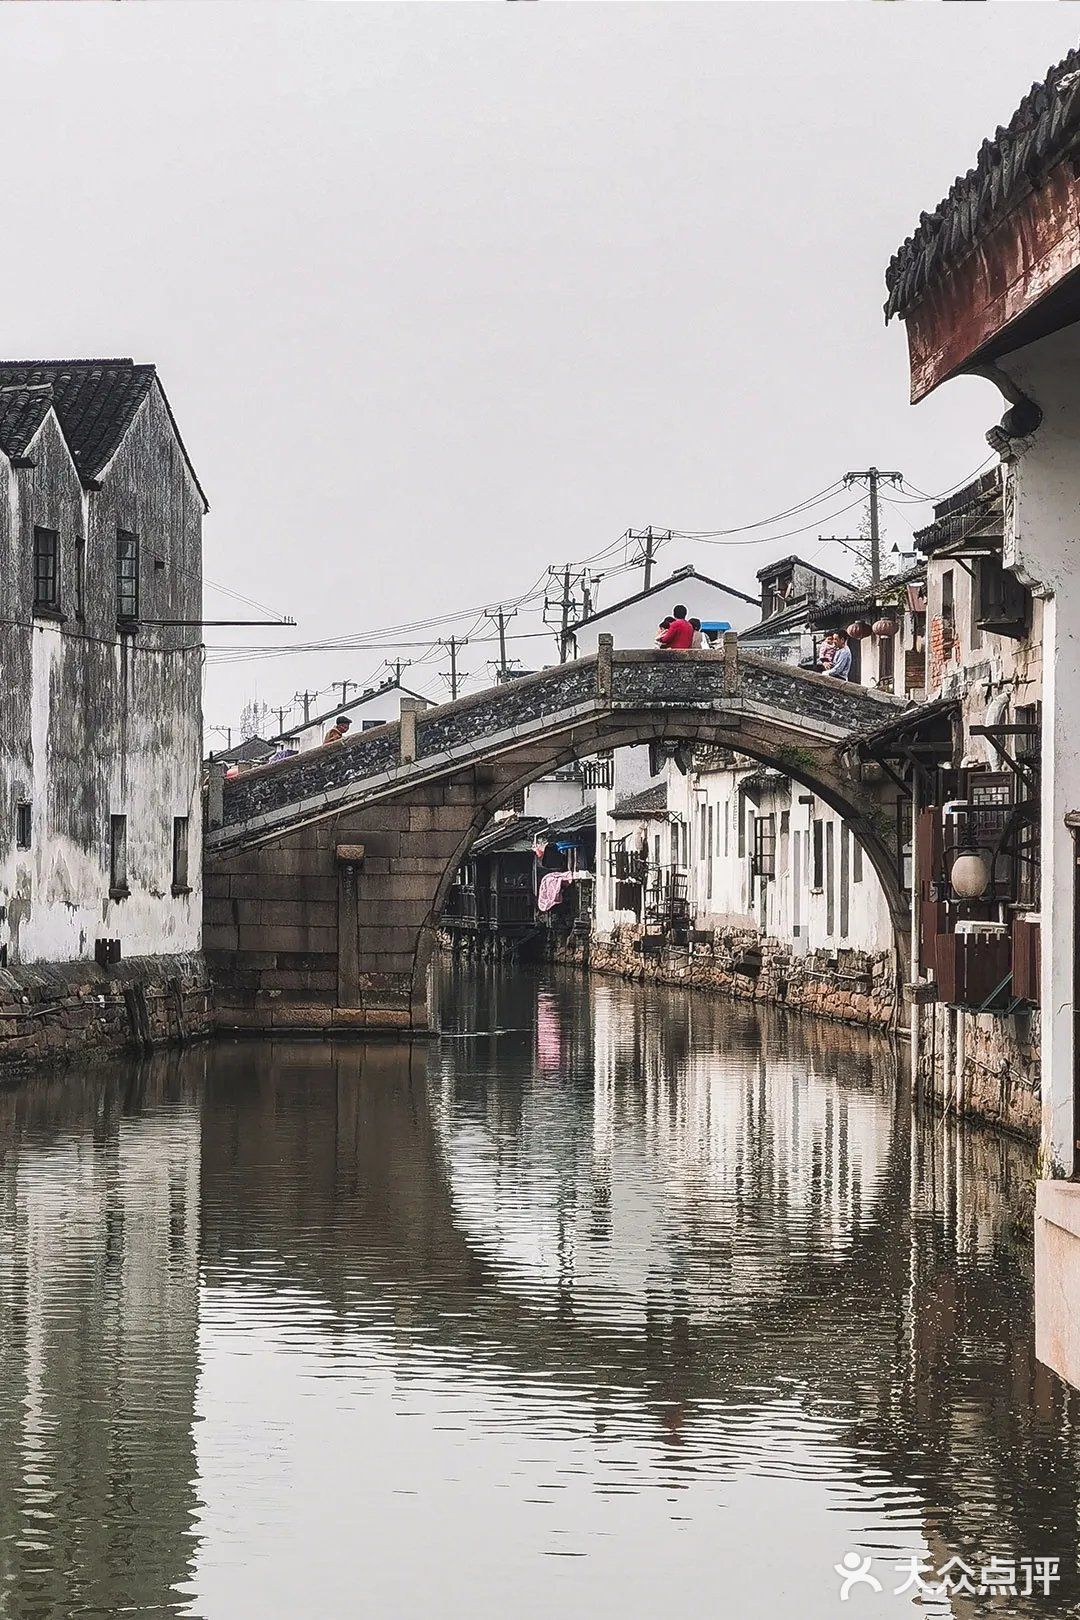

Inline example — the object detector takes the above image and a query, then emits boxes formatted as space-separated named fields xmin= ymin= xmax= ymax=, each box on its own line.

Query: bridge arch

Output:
xmin=416 ymin=714 xmax=910 ymax=1007
xmin=204 ymin=643 xmax=911 ymax=1034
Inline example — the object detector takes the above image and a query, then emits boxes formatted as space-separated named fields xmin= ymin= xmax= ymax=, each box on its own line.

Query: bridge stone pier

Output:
xmin=203 ymin=638 xmax=910 ymax=1035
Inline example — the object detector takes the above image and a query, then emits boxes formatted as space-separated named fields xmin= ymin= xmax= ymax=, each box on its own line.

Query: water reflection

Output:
xmin=0 ymin=966 xmax=1076 ymax=1618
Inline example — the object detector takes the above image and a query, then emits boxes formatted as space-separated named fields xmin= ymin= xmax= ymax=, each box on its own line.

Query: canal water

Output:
xmin=0 ymin=963 xmax=1077 ymax=1619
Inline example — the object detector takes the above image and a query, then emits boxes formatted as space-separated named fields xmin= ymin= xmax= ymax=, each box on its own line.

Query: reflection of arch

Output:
xmin=193 ymin=1005 xmax=1078 ymax=1562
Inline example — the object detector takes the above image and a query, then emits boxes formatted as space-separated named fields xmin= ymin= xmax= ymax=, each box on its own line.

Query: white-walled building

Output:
xmin=0 ymin=359 xmax=206 ymax=968
xmin=276 ymin=676 xmax=430 ymax=753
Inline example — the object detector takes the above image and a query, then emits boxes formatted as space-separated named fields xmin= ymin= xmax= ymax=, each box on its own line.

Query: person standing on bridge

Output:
xmin=824 ymin=631 xmax=852 ymax=680
xmin=323 ymin=715 xmax=352 ymax=744
xmin=656 ymin=605 xmax=694 ymax=650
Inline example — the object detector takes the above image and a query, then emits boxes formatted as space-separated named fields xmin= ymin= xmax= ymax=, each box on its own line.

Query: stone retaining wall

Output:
xmin=555 ymin=924 xmax=898 ymax=1028
xmin=914 ymin=1002 xmax=1041 ymax=1140
xmin=0 ymin=953 xmax=211 ymax=1075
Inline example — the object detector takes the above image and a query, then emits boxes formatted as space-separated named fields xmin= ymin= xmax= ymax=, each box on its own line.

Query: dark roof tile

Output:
xmin=886 ymin=48 xmax=1080 ymax=321
xmin=0 ymin=359 xmax=207 ymax=507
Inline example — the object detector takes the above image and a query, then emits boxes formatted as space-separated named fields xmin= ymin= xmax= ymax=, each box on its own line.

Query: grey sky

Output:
xmin=3 ymin=4 xmax=1077 ymax=735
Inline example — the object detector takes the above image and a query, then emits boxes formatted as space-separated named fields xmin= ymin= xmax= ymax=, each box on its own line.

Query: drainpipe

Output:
xmin=942 ymin=1007 xmax=953 ymax=1115
xmin=955 ymin=1008 xmax=966 ymax=1121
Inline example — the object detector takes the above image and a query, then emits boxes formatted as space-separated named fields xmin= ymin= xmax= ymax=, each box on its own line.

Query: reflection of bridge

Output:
xmin=194 ymin=979 xmax=1077 ymax=1569
xmin=204 ymin=642 xmax=908 ymax=1033
xmin=0 ymin=994 xmax=1075 ymax=1609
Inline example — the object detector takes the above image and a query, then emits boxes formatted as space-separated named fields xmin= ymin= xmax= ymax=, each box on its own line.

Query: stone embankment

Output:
xmin=913 ymin=1003 xmax=1041 ymax=1140
xmin=0 ymin=953 xmax=210 ymax=1075
xmin=556 ymin=925 xmax=898 ymax=1029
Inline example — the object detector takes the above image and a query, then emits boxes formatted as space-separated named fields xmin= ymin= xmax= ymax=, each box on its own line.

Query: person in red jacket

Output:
xmin=657 ymin=604 xmax=695 ymax=650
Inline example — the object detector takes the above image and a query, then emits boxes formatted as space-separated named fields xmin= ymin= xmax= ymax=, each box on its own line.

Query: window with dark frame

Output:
xmin=751 ymin=813 xmax=776 ymax=880
xmin=109 ymin=814 xmax=128 ymax=896
xmin=33 ymin=527 xmax=59 ymax=611
xmin=172 ymin=816 xmax=190 ymax=892
xmin=116 ymin=530 xmax=139 ymax=623
xmin=16 ymin=802 xmax=31 ymax=849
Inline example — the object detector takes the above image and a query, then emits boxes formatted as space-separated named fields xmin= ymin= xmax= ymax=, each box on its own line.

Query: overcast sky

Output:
xmin=4 ymin=4 xmax=1078 ymax=736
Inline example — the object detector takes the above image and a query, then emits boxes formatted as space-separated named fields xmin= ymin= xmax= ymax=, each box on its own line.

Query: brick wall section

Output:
xmin=0 ymin=953 xmax=210 ymax=1073
xmin=554 ymin=925 xmax=898 ymax=1028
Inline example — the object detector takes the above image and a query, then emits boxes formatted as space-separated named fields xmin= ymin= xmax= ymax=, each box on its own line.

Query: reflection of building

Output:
xmin=0 ymin=1054 xmax=202 ymax=1615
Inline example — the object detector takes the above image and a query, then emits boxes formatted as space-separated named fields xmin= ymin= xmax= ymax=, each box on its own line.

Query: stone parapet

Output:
xmin=0 ymin=953 xmax=211 ymax=1074
xmin=556 ymin=924 xmax=898 ymax=1028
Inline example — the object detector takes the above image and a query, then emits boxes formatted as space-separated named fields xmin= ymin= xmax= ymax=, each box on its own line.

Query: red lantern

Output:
xmin=872 ymin=617 xmax=899 ymax=637
xmin=847 ymin=621 xmax=872 ymax=640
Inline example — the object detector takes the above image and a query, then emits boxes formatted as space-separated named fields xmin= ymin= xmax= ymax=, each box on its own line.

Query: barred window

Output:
xmin=34 ymin=527 xmax=59 ymax=610
xmin=752 ymin=814 xmax=776 ymax=879
xmin=116 ymin=530 xmax=139 ymax=623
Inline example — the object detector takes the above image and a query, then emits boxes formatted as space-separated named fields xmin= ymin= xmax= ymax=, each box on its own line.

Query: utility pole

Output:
xmin=272 ymin=703 xmax=289 ymax=736
xmin=211 ymin=725 xmax=232 ymax=751
xmin=295 ymin=689 xmax=319 ymax=725
xmin=627 ymin=526 xmax=671 ymax=591
xmin=438 ymin=637 xmax=468 ymax=700
xmin=543 ymin=565 xmax=591 ymax=659
xmin=843 ymin=468 xmax=902 ymax=586
xmin=335 ymin=679 xmax=359 ymax=710
xmin=484 ymin=606 xmax=517 ymax=680
xmin=388 ymin=658 xmax=411 ymax=686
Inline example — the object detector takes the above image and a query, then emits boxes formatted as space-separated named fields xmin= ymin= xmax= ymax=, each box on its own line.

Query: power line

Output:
xmin=438 ymin=636 xmax=468 ymax=700
xmin=665 ymin=480 xmax=846 ymax=538
xmin=843 ymin=468 xmax=903 ymax=585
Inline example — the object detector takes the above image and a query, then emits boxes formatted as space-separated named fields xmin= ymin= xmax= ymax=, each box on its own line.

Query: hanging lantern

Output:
xmin=872 ymin=617 xmax=899 ymax=637
xmin=950 ymin=849 xmax=991 ymax=899
xmin=847 ymin=621 xmax=872 ymax=641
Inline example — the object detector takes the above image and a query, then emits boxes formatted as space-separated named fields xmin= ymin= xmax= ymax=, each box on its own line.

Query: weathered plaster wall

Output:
xmin=998 ymin=324 xmax=1080 ymax=1172
xmin=0 ymin=384 xmax=203 ymax=968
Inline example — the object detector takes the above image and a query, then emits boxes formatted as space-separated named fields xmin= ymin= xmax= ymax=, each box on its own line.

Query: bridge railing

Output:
xmin=211 ymin=638 xmax=906 ymax=837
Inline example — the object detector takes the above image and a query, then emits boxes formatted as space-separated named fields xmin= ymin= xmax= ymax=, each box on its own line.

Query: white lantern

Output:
xmin=950 ymin=849 xmax=991 ymax=899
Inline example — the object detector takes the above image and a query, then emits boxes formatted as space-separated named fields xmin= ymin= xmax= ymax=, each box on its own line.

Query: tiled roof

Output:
xmin=0 ymin=359 xmax=207 ymax=507
xmin=913 ymin=470 xmax=1003 ymax=556
xmin=0 ymin=384 xmax=55 ymax=461
xmin=610 ymin=783 xmax=668 ymax=820
xmin=885 ymin=48 xmax=1080 ymax=321
xmin=806 ymin=564 xmax=926 ymax=627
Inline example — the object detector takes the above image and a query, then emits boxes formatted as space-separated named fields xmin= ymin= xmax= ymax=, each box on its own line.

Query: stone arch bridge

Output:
xmin=204 ymin=638 xmax=909 ymax=1033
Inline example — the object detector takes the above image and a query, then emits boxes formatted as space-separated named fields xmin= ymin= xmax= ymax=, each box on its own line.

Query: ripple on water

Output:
xmin=0 ymin=964 xmax=1076 ymax=1619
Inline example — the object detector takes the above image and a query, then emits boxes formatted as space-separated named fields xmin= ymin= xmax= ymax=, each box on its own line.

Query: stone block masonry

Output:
xmin=0 ymin=953 xmax=210 ymax=1075
xmin=556 ymin=925 xmax=898 ymax=1030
